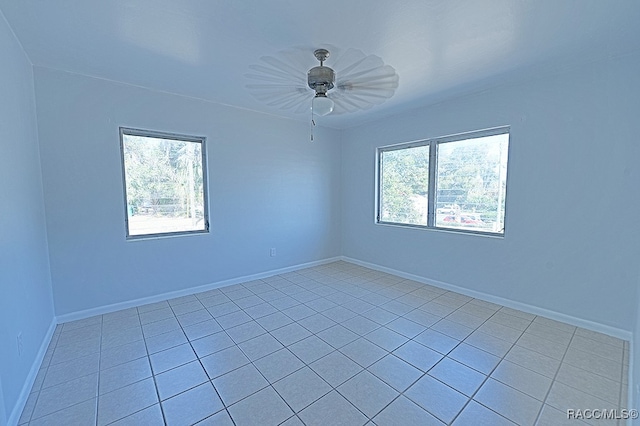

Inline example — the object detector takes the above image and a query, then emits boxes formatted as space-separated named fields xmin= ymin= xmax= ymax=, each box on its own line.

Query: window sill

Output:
xmin=375 ymin=221 xmax=505 ymax=239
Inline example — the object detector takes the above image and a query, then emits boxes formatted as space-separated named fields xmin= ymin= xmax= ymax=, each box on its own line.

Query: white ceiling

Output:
xmin=2 ymin=0 xmax=639 ymax=129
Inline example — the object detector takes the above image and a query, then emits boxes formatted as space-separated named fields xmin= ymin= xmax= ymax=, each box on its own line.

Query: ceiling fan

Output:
xmin=245 ymin=47 xmax=400 ymax=119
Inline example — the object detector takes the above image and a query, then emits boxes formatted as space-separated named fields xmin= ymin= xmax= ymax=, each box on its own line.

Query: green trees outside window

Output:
xmin=120 ymin=128 xmax=208 ymax=238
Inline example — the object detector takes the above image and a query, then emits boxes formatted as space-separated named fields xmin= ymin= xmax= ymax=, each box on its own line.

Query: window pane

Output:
xmin=435 ymin=133 xmax=508 ymax=233
xmin=122 ymin=132 xmax=207 ymax=237
xmin=379 ymin=145 xmax=429 ymax=226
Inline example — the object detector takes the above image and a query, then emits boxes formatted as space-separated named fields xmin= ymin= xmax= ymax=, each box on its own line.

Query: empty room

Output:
xmin=1 ymin=1 xmax=639 ymax=425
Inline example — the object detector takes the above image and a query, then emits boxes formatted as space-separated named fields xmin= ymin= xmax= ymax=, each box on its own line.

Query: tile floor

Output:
xmin=19 ymin=261 xmax=630 ymax=425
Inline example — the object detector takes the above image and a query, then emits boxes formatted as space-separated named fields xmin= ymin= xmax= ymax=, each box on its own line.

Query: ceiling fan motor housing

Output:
xmin=308 ymin=65 xmax=335 ymax=94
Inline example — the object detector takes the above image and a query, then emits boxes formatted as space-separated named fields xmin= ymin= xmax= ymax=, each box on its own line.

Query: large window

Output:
xmin=120 ymin=128 xmax=209 ymax=238
xmin=377 ymin=127 xmax=509 ymax=235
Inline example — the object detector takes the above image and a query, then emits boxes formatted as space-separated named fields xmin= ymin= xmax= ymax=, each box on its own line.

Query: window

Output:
xmin=120 ymin=128 xmax=209 ymax=238
xmin=377 ymin=127 xmax=509 ymax=235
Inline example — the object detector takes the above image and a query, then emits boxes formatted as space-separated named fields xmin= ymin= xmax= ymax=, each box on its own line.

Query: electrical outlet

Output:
xmin=270 ymin=248 xmax=276 ymax=257
xmin=17 ymin=332 xmax=23 ymax=357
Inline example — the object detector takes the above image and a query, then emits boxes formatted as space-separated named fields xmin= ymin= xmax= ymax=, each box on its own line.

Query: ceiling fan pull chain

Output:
xmin=310 ymin=102 xmax=315 ymax=141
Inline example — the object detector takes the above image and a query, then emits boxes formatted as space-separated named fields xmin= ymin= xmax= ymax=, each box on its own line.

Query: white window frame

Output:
xmin=119 ymin=127 xmax=210 ymax=240
xmin=376 ymin=126 xmax=510 ymax=237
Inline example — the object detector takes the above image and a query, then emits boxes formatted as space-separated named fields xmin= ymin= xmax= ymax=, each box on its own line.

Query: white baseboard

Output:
xmin=57 ymin=256 xmax=342 ymax=324
xmin=7 ymin=317 xmax=57 ymax=426
xmin=341 ymin=256 xmax=632 ymax=341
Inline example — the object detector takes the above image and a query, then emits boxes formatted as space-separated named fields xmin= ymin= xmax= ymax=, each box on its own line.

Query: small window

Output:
xmin=120 ymin=128 xmax=209 ymax=239
xmin=377 ymin=127 xmax=509 ymax=236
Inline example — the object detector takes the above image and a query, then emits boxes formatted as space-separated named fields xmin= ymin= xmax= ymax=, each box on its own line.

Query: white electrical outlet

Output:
xmin=17 ymin=332 xmax=23 ymax=357
xmin=270 ymin=248 xmax=276 ymax=257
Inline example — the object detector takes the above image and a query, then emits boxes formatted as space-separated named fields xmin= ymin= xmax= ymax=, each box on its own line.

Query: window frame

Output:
xmin=376 ymin=126 xmax=510 ymax=237
xmin=119 ymin=127 xmax=210 ymax=240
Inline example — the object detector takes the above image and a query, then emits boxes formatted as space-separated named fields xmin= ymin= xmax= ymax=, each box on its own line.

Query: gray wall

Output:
xmin=33 ymin=67 xmax=343 ymax=316
xmin=0 ymin=12 xmax=55 ymax=425
xmin=341 ymin=53 xmax=640 ymax=333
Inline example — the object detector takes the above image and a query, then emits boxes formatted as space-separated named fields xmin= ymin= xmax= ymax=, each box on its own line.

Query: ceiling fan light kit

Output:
xmin=312 ymin=94 xmax=334 ymax=116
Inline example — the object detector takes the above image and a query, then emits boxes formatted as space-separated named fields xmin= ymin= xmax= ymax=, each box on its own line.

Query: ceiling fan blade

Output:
xmin=246 ymin=66 xmax=305 ymax=84
xmin=338 ymin=66 xmax=399 ymax=86
xmin=337 ymin=80 xmax=399 ymax=95
xmin=327 ymin=48 xmax=399 ymax=113
xmin=329 ymin=48 xmax=369 ymax=75
xmin=330 ymin=84 xmax=397 ymax=114
xmin=260 ymin=56 xmax=306 ymax=80
xmin=245 ymin=47 xmax=317 ymax=111
xmin=294 ymin=100 xmax=311 ymax=114
xmin=260 ymin=88 xmax=307 ymax=101
xmin=246 ymin=84 xmax=310 ymax=109
xmin=246 ymin=87 xmax=306 ymax=100
xmin=342 ymin=91 xmax=384 ymax=105
xmin=245 ymin=83 xmax=307 ymax=90
xmin=270 ymin=93 xmax=309 ymax=110
xmin=336 ymin=84 xmax=397 ymax=99
xmin=343 ymin=90 xmax=394 ymax=101
xmin=331 ymin=96 xmax=363 ymax=114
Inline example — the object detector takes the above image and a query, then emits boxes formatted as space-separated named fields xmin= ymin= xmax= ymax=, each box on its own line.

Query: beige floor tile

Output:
xmin=99 ymin=356 xmax=152 ymax=394
xmin=448 ymin=343 xmax=500 ymax=375
xmin=428 ymin=357 xmax=486 ymax=396
xmin=298 ymin=391 xmax=368 ymax=426
xmin=368 ymin=354 xmax=423 ymax=392
xmin=452 ymin=400 xmax=515 ymax=426
xmin=405 ymin=374 xmax=468 ymax=423
xmin=253 ymin=348 xmax=305 ymax=383
xmin=373 ymin=396 xmax=443 ymax=426
xmin=395 ymin=330 xmax=441 ymax=362
xmin=473 ymin=378 xmax=542 ymax=425
xmin=97 ymin=377 xmax=157 ymax=426
xmin=504 ymin=345 xmax=561 ymax=378
xmin=491 ymin=359 xmax=552 ymax=401
xmin=273 ymin=367 xmax=331 ymax=412
xmin=30 ymin=398 xmax=97 ymax=426
xmin=555 ymin=363 xmax=620 ymax=405
xmin=162 ymin=382 xmax=223 ymax=426
xmin=109 ymin=404 xmax=164 ymax=426
xmin=149 ymin=343 xmax=196 ymax=374
xmin=155 ymin=360 xmax=209 ymax=401
xmin=309 ymin=350 xmax=363 ymax=387
xmin=212 ymin=364 xmax=269 ymax=406
xmin=228 ymin=386 xmax=293 ymax=425
xmin=337 ymin=371 xmax=399 ymax=418
xmin=200 ymin=345 xmax=250 ymax=379
xmin=32 ymin=373 xmax=98 ymax=420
